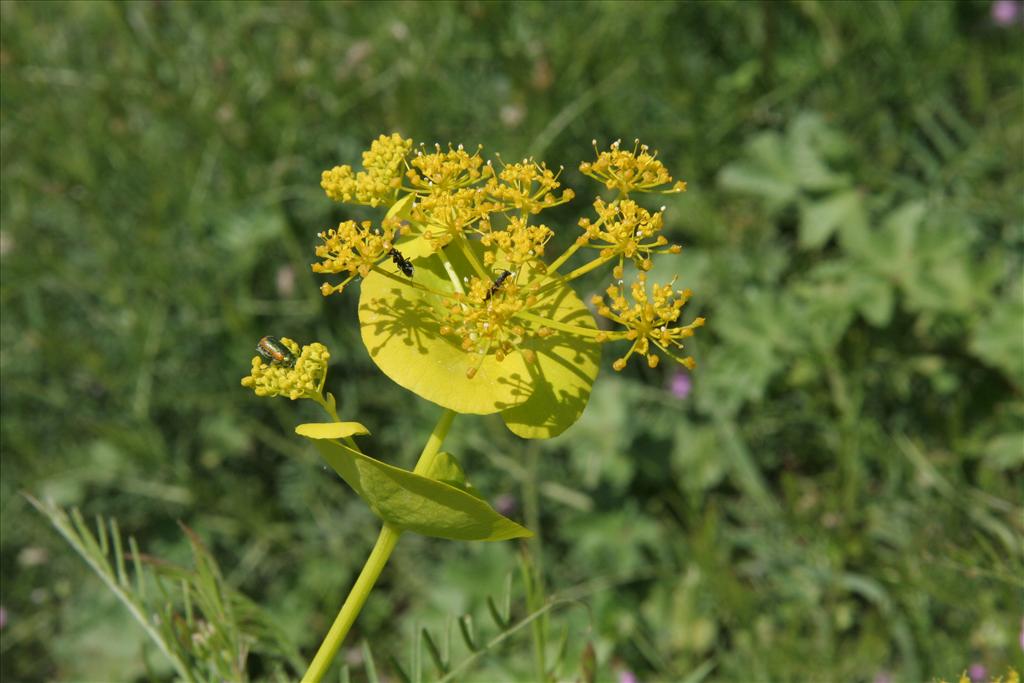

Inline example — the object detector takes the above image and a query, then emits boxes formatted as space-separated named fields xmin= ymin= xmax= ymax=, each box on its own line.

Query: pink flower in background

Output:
xmin=992 ymin=0 xmax=1022 ymax=25
xmin=969 ymin=663 xmax=987 ymax=682
xmin=872 ymin=673 xmax=892 ymax=683
xmin=668 ymin=371 xmax=692 ymax=400
xmin=0 ymin=606 xmax=7 ymax=629
xmin=494 ymin=494 xmax=518 ymax=517
xmin=276 ymin=265 xmax=296 ymax=298
xmin=618 ymin=670 xmax=638 ymax=683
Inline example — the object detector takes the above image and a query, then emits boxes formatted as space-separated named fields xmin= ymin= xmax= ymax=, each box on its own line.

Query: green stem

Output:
xmin=438 ymin=251 xmax=466 ymax=295
xmin=547 ymin=189 xmax=621 ymax=275
xmin=545 ymin=238 xmax=585 ymax=274
xmin=534 ymin=253 xmax=614 ymax=299
xmin=412 ymin=408 xmax=457 ymax=476
xmin=456 ymin=232 xmax=491 ymax=280
xmin=514 ymin=310 xmax=621 ymax=339
xmin=300 ymin=524 xmax=402 ymax=683
xmin=313 ymin=392 xmax=360 ymax=453
xmin=557 ymin=253 xmax=613 ymax=284
xmin=300 ymin=408 xmax=458 ymax=682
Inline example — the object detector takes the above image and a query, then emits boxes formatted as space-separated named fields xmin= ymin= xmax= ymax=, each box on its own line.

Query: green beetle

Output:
xmin=256 ymin=335 xmax=296 ymax=367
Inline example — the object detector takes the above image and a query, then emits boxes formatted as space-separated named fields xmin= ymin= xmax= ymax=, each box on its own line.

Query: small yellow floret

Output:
xmin=579 ymin=198 xmax=680 ymax=273
xmin=406 ymin=143 xmax=490 ymax=192
xmin=311 ymin=218 xmax=402 ymax=294
xmin=484 ymin=159 xmax=574 ymax=215
xmin=480 ymin=216 xmax=553 ymax=267
xmin=438 ymin=273 xmax=547 ymax=369
xmin=594 ymin=273 xmax=703 ymax=371
xmin=580 ymin=139 xmax=685 ymax=195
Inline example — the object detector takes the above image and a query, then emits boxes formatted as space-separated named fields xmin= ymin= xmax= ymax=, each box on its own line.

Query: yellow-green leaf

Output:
xmin=384 ymin=193 xmax=415 ymax=221
xmin=426 ymin=451 xmax=486 ymax=500
xmin=296 ymin=425 xmax=531 ymax=541
xmin=359 ymin=244 xmax=600 ymax=436
xmin=500 ymin=278 xmax=602 ymax=439
xmin=358 ymin=247 xmax=532 ymax=414
xmin=295 ymin=422 xmax=371 ymax=439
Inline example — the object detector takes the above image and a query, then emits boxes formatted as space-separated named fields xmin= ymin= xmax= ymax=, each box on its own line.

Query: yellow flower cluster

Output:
xmin=480 ymin=217 xmax=553 ymax=268
xmin=578 ymin=198 xmax=681 ymax=274
xmin=312 ymin=133 xmax=705 ymax=377
xmin=592 ymin=273 xmax=705 ymax=371
xmin=399 ymin=146 xmax=496 ymax=250
xmin=406 ymin=144 xmax=491 ymax=193
xmin=440 ymin=275 xmax=541 ymax=375
xmin=579 ymin=138 xmax=687 ymax=195
xmin=410 ymin=187 xmax=494 ymax=250
xmin=241 ymin=339 xmax=330 ymax=400
xmin=404 ymin=156 xmax=572 ymax=252
xmin=312 ymin=218 xmax=402 ymax=296
xmin=320 ymin=136 xmax=577 ymax=262
xmin=321 ymin=133 xmax=412 ymax=207
xmin=484 ymin=159 xmax=574 ymax=215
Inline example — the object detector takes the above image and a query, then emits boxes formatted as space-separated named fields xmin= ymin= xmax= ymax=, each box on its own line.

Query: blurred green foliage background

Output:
xmin=2 ymin=1 xmax=1022 ymax=681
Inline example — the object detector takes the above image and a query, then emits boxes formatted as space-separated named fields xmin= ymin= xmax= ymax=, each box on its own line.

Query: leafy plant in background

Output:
xmin=27 ymin=498 xmax=304 ymax=682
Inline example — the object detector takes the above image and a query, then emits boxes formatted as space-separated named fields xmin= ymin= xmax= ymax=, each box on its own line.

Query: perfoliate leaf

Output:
xmin=359 ymin=248 xmax=531 ymax=415
xmin=359 ymin=243 xmax=600 ymax=438
xmin=296 ymin=425 xmax=531 ymax=541
xmin=387 ymin=194 xmax=437 ymax=260
xmin=385 ymin=193 xmax=415 ymax=221
xmin=500 ymin=276 xmax=601 ymax=439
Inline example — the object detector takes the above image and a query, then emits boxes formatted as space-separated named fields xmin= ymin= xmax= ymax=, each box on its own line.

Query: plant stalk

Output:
xmin=300 ymin=408 xmax=458 ymax=682
xmin=300 ymin=524 xmax=402 ymax=683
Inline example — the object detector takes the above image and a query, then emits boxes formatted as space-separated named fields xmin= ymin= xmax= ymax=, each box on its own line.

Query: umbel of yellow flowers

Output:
xmin=309 ymin=134 xmax=704 ymax=377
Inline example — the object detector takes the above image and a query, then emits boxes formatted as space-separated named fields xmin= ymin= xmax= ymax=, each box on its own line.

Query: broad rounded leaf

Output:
xmin=499 ymin=278 xmax=601 ymax=439
xmin=359 ymin=251 xmax=531 ymax=414
xmin=360 ymin=244 xmax=599 ymax=433
xmin=387 ymin=194 xmax=436 ymax=260
xmin=295 ymin=422 xmax=370 ymax=439
xmin=296 ymin=424 xmax=531 ymax=541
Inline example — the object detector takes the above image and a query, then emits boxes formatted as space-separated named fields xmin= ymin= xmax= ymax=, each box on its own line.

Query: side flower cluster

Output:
xmin=321 ymin=133 xmax=412 ymax=207
xmin=480 ymin=217 xmax=553 ymax=268
xmin=577 ymin=198 xmax=680 ymax=276
xmin=579 ymin=138 xmax=687 ymax=195
xmin=593 ymin=273 xmax=705 ymax=371
xmin=312 ymin=218 xmax=402 ymax=295
xmin=241 ymin=339 xmax=330 ymax=400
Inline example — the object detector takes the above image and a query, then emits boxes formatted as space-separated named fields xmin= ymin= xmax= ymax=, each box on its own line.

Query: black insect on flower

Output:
xmin=257 ymin=335 xmax=297 ymax=367
xmin=485 ymin=270 xmax=513 ymax=301
xmin=389 ymin=248 xmax=414 ymax=277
